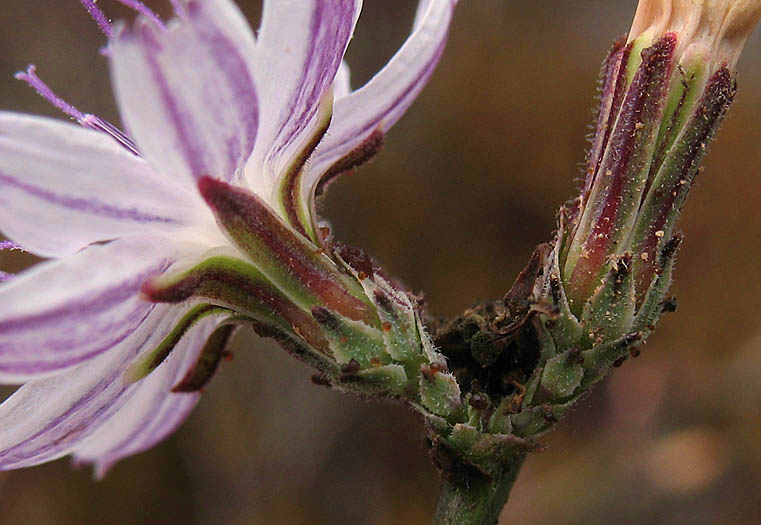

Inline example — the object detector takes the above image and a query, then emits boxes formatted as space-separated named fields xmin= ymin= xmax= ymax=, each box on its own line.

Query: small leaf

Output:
xmin=581 ymin=252 xmax=636 ymax=344
xmin=486 ymin=397 xmax=514 ymax=435
xmin=581 ymin=331 xmax=644 ymax=387
xmin=448 ymin=423 xmax=479 ymax=455
xmin=419 ymin=366 xmax=463 ymax=420
xmin=352 ymin=364 xmax=408 ymax=395
xmin=311 ymin=306 xmax=387 ymax=367
xmin=633 ymin=234 xmax=681 ymax=332
xmin=539 ymin=352 xmax=584 ymax=401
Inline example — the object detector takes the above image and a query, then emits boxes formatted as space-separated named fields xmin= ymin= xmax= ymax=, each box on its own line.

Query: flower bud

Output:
xmin=511 ymin=0 xmax=761 ymax=424
xmin=560 ymin=0 xmax=759 ymax=317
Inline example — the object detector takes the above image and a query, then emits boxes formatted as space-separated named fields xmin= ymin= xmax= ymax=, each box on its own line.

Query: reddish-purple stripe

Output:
xmin=137 ymin=6 xmax=258 ymax=181
xmin=139 ymin=25 xmax=208 ymax=178
xmin=191 ymin=3 xmax=259 ymax=175
xmin=0 ymin=314 xmax=165 ymax=466
xmin=0 ymin=306 xmax=153 ymax=375
xmin=269 ymin=1 xmax=356 ymax=162
xmin=0 ymin=170 xmax=177 ymax=224
xmin=583 ymin=38 xmax=627 ymax=200
xmin=0 ymin=263 xmax=167 ymax=334
xmin=95 ymin=391 xmax=198 ymax=473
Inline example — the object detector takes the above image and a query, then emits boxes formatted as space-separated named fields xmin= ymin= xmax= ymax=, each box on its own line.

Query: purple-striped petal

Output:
xmin=0 ymin=113 xmax=202 ymax=258
xmin=109 ymin=0 xmax=258 ymax=184
xmin=71 ymin=314 xmax=228 ymax=478
xmin=0 ymin=235 xmax=196 ymax=382
xmin=0 ymin=305 xmax=181 ymax=470
xmin=304 ymin=0 xmax=456 ymax=194
xmin=246 ymin=0 xmax=362 ymax=199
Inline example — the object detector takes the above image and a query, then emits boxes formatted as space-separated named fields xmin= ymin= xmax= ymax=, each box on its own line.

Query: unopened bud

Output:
xmin=560 ymin=0 xmax=759 ymax=316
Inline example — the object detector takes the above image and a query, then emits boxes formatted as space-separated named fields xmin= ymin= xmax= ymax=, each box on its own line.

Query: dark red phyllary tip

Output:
xmin=199 ymin=175 xmax=373 ymax=324
xmin=332 ymin=241 xmax=375 ymax=280
xmin=197 ymin=175 xmax=226 ymax=207
xmin=340 ymin=358 xmax=361 ymax=375
xmin=140 ymin=275 xmax=194 ymax=303
xmin=172 ymin=324 xmax=237 ymax=393
xmin=315 ymin=128 xmax=384 ymax=197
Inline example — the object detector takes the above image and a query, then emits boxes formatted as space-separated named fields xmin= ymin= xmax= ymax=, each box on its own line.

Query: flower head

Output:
xmin=557 ymin=0 xmax=761 ymax=323
xmin=0 ymin=0 xmax=456 ymax=476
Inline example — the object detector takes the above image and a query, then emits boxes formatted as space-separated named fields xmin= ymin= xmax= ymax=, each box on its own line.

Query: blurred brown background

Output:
xmin=2 ymin=1 xmax=761 ymax=524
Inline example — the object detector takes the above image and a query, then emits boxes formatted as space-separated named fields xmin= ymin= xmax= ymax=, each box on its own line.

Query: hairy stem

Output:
xmin=432 ymin=454 xmax=526 ymax=525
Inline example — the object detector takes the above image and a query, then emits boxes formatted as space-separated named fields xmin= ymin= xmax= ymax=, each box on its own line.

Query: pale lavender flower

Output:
xmin=0 ymin=0 xmax=456 ymax=477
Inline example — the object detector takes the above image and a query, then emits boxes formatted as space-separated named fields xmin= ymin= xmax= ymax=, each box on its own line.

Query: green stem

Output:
xmin=432 ymin=454 xmax=526 ymax=525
